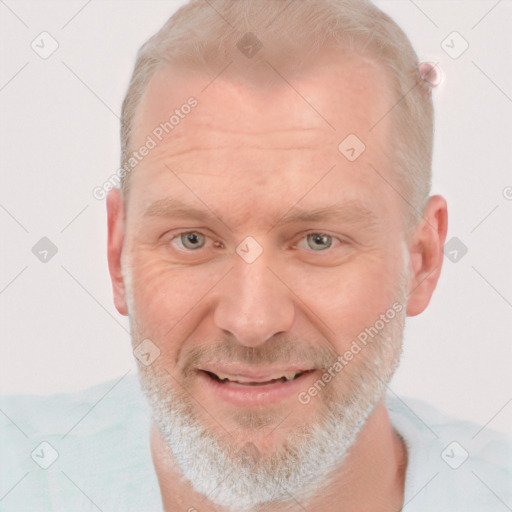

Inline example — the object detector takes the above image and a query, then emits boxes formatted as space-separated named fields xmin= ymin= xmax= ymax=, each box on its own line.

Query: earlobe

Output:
xmin=406 ymin=195 xmax=448 ymax=317
xmin=106 ymin=188 xmax=128 ymax=316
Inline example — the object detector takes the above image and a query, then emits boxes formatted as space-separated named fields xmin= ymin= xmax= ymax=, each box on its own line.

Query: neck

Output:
xmin=151 ymin=400 xmax=407 ymax=512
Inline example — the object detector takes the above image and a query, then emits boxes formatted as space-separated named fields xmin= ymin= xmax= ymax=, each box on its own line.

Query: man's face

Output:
xmin=119 ymin=52 xmax=410 ymax=508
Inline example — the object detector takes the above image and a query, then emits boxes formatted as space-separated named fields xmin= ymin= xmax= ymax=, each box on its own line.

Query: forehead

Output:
xmin=127 ymin=50 xmax=397 ymax=224
xmin=133 ymin=49 xmax=393 ymax=143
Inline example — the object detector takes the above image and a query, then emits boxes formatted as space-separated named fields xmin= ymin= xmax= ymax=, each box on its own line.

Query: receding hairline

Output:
xmin=130 ymin=42 xmax=394 ymax=141
xmin=124 ymin=41 xmax=398 ymax=197
xmin=119 ymin=0 xmax=434 ymax=229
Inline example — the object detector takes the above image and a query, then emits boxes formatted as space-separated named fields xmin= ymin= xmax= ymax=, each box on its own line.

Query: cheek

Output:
xmin=286 ymin=252 xmax=404 ymax=343
xmin=127 ymin=253 xmax=216 ymax=342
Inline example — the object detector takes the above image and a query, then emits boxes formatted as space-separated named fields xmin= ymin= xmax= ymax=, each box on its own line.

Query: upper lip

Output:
xmin=198 ymin=364 xmax=314 ymax=383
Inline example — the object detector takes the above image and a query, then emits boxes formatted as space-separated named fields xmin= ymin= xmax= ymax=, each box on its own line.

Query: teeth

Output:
xmin=214 ymin=371 xmax=299 ymax=383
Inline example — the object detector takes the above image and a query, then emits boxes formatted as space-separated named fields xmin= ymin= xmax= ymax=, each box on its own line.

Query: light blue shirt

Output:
xmin=1 ymin=373 xmax=511 ymax=511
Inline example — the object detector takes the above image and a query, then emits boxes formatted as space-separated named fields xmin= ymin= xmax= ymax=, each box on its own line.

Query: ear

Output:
xmin=406 ymin=195 xmax=448 ymax=316
xmin=106 ymin=188 xmax=128 ymax=316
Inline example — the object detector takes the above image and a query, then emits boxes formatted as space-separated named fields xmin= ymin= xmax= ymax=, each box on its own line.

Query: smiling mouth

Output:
xmin=201 ymin=370 xmax=314 ymax=386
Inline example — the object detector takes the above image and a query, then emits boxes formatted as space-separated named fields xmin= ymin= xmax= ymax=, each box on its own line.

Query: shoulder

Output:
xmin=387 ymin=393 xmax=512 ymax=511
xmin=0 ymin=373 xmax=162 ymax=511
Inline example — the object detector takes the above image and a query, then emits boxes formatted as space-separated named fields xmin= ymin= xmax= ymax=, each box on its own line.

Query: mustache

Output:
xmin=180 ymin=336 xmax=340 ymax=374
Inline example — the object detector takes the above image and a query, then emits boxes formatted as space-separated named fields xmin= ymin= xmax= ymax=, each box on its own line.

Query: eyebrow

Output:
xmin=144 ymin=198 xmax=214 ymax=222
xmin=271 ymin=202 xmax=380 ymax=230
xmin=143 ymin=198 xmax=380 ymax=231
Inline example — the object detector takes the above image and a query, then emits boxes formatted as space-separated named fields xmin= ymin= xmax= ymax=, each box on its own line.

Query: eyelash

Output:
xmin=168 ymin=230 xmax=348 ymax=253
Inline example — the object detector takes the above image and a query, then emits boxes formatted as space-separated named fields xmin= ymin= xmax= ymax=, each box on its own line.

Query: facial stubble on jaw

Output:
xmin=131 ymin=289 xmax=406 ymax=512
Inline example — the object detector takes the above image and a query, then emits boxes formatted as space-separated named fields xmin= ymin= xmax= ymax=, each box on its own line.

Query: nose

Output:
xmin=213 ymin=255 xmax=296 ymax=347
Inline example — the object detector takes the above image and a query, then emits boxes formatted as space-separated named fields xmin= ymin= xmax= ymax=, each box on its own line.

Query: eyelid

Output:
xmin=165 ymin=229 xmax=350 ymax=252
xmin=163 ymin=230 xmax=207 ymax=252
xmin=292 ymin=231 xmax=350 ymax=251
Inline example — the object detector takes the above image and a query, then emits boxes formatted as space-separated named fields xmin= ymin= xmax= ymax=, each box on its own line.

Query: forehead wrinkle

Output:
xmin=129 ymin=58 xmax=397 ymax=218
xmin=131 ymin=123 xmax=335 ymax=184
xmin=146 ymin=144 xmax=327 ymax=162
xmin=138 ymin=128 xmax=333 ymax=162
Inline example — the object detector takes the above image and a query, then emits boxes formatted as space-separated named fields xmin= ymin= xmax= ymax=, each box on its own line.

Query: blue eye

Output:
xmin=179 ymin=232 xmax=206 ymax=250
xmin=305 ymin=233 xmax=333 ymax=251
xmin=168 ymin=231 xmax=343 ymax=255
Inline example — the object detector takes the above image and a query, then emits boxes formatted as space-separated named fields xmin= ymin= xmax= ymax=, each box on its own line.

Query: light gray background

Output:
xmin=1 ymin=0 xmax=511 ymax=435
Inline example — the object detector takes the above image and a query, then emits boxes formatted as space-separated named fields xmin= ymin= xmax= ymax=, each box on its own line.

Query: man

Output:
xmin=1 ymin=0 xmax=510 ymax=511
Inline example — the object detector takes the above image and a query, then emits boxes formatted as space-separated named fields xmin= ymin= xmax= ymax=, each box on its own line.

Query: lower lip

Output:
xmin=197 ymin=370 xmax=319 ymax=407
